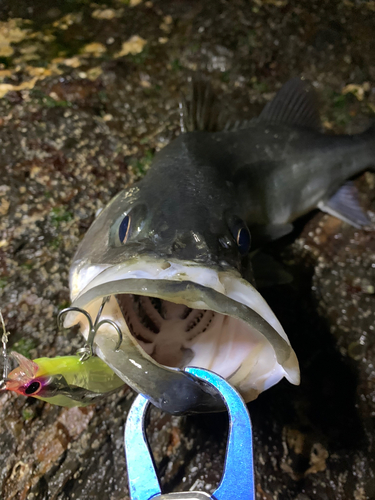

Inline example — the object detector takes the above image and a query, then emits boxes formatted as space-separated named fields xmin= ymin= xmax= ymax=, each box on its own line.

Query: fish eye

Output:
xmin=119 ymin=215 xmax=131 ymax=244
xmin=111 ymin=204 xmax=147 ymax=248
xmin=229 ymin=218 xmax=251 ymax=255
xmin=236 ymin=226 xmax=251 ymax=255
xmin=25 ymin=381 xmax=41 ymax=395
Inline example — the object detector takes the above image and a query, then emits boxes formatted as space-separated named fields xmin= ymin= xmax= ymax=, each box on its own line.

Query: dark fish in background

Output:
xmin=64 ymin=78 xmax=374 ymax=413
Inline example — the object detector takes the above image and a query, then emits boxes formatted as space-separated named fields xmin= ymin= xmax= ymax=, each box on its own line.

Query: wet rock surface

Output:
xmin=0 ymin=0 xmax=374 ymax=498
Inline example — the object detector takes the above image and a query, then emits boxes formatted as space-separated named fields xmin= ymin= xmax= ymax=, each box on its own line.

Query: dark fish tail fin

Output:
xmin=180 ymin=78 xmax=229 ymax=132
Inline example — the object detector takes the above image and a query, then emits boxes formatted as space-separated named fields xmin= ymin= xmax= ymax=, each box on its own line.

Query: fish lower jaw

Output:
xmin=67 ymin=260 xmax=300 ymax=402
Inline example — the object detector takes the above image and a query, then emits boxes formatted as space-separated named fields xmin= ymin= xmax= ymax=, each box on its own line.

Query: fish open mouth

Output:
xmin=66 ymin=258 xmax=299 ymax=409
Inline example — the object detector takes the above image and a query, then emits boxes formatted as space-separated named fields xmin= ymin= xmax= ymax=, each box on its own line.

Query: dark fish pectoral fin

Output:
xmin=318 ymin=181 xmax=372 ymax=229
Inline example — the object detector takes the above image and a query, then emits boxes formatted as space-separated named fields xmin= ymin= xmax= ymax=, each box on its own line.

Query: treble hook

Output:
xmin=57 ymin=296 xmax=123 ymax=361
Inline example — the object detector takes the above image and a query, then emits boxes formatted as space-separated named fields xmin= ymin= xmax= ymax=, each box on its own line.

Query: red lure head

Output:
xmin=4 ymin=352 xmax=44 ymax=396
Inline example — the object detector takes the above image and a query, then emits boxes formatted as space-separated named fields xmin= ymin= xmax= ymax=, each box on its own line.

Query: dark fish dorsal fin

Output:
xmin=258 ymin=78 xmax=321 ymax=131
xmin=223 ymin=118 xmax=257 ymax=132
xmin=180 ymin=78 xmax=228 ymax=132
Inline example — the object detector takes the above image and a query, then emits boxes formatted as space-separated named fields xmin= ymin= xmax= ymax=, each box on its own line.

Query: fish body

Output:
xmin=65 ymin=78 xmax=374 ymax=414
xmin=227 ymin=125 xmax=372 ymax=223
xmin=4 ymin=352 xmax=124 ymax=407
xmin=127 ymin=122 xmax=374 ymax=243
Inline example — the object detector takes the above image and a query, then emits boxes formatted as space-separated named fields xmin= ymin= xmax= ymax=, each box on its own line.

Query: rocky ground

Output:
xmin=0 ymin=0 xmax=374 ymax=498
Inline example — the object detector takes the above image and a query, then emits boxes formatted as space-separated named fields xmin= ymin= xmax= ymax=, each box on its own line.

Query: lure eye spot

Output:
xmin=119 ymin=215 xmax=131 ymax=244
xmin=25 ymin=381 xmax=41 ymax=395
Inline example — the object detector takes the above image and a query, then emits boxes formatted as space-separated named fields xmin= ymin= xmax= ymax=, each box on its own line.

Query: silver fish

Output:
xmin=65 ymin=78 xmax=374 ymax=414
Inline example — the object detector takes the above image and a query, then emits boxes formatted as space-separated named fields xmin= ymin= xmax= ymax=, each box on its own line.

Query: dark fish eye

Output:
xmin=25 ymin=381 xmax=41 ymax=395
xmin=228 ymin=217 xmax=251 ymax=255
xmin=119 ymin=215 xmax=131 ymax=244
xmin=236 ymin=226 xmax=251 ymax=255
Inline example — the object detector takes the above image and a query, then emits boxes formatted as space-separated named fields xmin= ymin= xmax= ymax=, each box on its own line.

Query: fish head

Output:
xmin=68 ymin=156 xmax=299 ymax=413
xmin=70 ymin=174 xmax=250 ymax=298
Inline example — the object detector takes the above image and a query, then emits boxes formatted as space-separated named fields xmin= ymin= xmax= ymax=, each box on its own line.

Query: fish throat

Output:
xmin=115 ymin=294 xmax=216 ymax=367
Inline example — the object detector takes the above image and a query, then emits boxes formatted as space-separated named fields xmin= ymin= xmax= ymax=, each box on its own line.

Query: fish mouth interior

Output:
xmin=112 ymin=292 xmax=272 ymax=386
xmin=75 ymin=290 xmax=282 ymax=399
xmin=115 ymin=294 xmax=215 ymax=368
xmin=67 ymin=260 xmax=300 ymax=401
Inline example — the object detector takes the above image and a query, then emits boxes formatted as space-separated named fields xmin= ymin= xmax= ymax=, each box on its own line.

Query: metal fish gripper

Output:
xmin=124 ymin=367 xmax=255 ymax=500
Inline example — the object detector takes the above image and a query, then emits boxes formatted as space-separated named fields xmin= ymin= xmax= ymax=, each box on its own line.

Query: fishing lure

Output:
xmin=0 ymin=304 xmax=125 ymax=407
xmin=4 ymin=352 xmax=125 ymax=407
